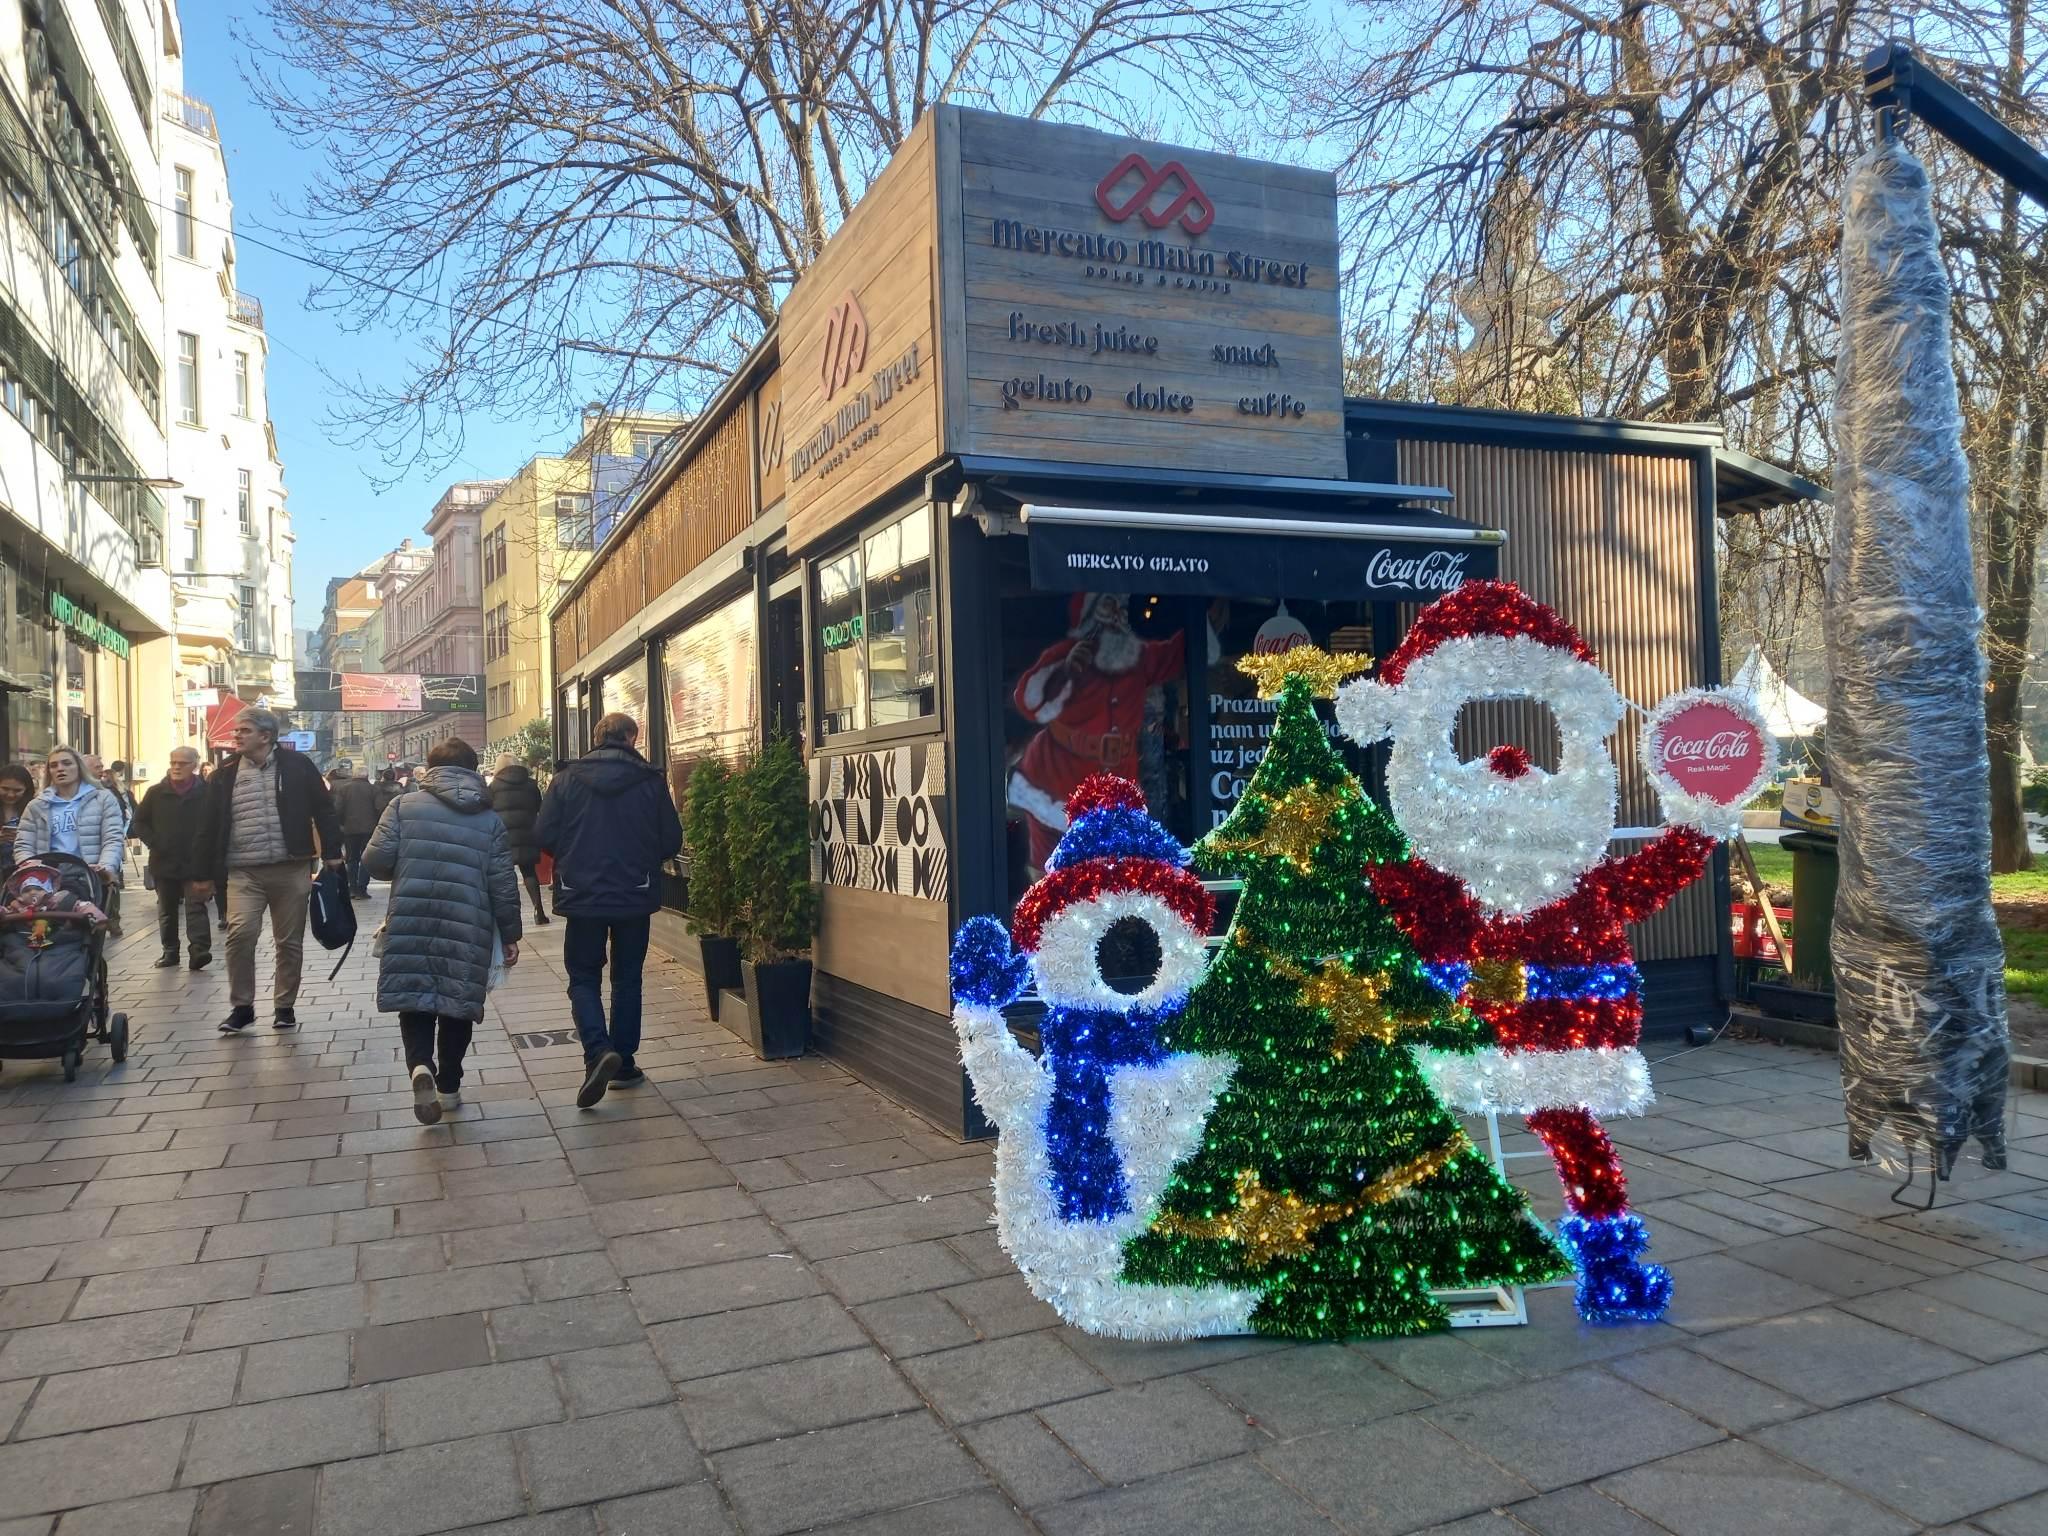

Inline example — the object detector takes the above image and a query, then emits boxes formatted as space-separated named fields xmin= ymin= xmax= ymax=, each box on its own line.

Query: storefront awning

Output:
xmin=1020 ymin=503 xmax=1505 ymax=603
xmin=0 ymin=668 xmax=34 ymax=694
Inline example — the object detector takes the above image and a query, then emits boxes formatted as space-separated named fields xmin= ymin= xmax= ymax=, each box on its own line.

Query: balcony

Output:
xmin=162 ymin=90 xmax=217 ymax=140
xmin=232 ymin=292 xmax=263 ymax=330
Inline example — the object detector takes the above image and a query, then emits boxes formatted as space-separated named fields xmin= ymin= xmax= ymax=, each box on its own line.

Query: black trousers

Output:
xmin=398 ymin=1012 xmax=475 ymax=1092
xmin=518 ymin=861 xmax=546 ymax=918
xmin=154 ymin=877 xmax=211 ymax=958
xmin=344 ymin=834 xmax=371 ymax=894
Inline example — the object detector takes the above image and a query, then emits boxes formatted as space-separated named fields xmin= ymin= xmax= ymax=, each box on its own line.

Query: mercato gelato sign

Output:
xmin=791 ymin=342 xmax=923 ymax=483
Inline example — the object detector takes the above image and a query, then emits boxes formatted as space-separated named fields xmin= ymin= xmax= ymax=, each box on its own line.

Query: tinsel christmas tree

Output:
xmin=1119 ymin=647 xmax=1569 ymax=1336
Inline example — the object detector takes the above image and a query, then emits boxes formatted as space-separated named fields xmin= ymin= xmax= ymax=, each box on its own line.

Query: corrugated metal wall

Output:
xmin=1399 ymin=440 xmax=1717 ymax=964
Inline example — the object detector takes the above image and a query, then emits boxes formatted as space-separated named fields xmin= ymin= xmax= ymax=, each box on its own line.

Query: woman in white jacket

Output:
xmin=16 ymin=746 xmax=127 ymax=883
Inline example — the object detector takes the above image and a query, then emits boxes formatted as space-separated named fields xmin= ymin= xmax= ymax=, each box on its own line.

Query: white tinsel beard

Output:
xmin=1377 ymin=639 xmax=1625 ymax=916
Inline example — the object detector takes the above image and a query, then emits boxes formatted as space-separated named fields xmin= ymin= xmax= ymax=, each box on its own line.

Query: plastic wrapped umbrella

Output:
xmin=1828 ymin=138 xmax=2009 ymax=1194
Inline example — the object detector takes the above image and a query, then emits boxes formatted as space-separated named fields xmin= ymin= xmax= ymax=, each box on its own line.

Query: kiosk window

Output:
xmin=864 ymin=513 xmax=935 ymax=726
xmin=816 ymin=548 xmax=865 ymax=736
xmin=814 ymin=507 xmax=936 ymax=741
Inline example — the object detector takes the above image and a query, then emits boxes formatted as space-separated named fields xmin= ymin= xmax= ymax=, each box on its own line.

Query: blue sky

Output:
xmin=183 ymin=13 xmax=558 ymax=637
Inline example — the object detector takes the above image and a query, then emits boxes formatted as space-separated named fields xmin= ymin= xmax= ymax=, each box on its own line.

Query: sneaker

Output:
xmin=273 ymin=1008 xmax=298 ymax=1030
xmin=189 ymin=952 xmax=211 ymax=971
xmin=154 ymin=951 xmax=179 ymax=969
xmin=577 ymin=1050 xmax=622 ymax=1109
xmin=218 ymin=1007 xmax=256 ymax=1034
xmin=437 ymin=1087 xmax=462 ymax=1110
xmin=410 ymin=1064 xmax=442 ymax=1125
xmin=611 ymin=1066 xmax=646 ymax=1087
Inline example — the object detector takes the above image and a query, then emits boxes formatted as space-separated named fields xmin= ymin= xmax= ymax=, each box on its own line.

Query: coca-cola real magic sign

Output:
xmin=1026 ymin=517 xmax=1496 ymax=601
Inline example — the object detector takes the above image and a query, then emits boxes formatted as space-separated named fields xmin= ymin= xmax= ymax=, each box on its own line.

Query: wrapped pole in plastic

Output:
xmin=1828 ymin=139 xmax=2008 ymax=1181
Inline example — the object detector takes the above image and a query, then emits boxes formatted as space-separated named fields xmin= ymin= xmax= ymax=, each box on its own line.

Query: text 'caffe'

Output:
xmin=551 ymin=108 xmax=1800 ymax=1136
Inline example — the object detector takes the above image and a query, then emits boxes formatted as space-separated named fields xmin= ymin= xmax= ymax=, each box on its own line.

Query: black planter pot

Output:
xmin=695 ymin=935 xmax=742 ymax=1020
xmin=740 ymin=958 xmax=812 ymax=1059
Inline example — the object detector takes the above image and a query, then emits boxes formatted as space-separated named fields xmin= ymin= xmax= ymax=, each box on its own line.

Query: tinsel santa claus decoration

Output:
xmin=950 ymin=774 xmax=1258 ymax=1339
xmin=1336 ymin=581 xmax=1770 ymax=1322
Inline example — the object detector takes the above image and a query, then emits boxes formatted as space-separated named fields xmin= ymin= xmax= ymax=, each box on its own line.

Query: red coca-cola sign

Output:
xmin=1652 ymin=699 xmax=1766 ymax=803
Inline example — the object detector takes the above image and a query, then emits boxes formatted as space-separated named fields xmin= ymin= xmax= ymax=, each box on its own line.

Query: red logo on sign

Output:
xmin=1095 ymin=154 xmax=1215 ymax=236
xmin=820 ymin=290 xmax=868 ymax=402
xmin=1655 ymin=701 xmax=1764 ymax=803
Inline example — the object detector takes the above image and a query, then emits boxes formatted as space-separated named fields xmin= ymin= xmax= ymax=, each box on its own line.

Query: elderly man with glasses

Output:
xmin=189 ymin=710 xmax=344 ymax=1032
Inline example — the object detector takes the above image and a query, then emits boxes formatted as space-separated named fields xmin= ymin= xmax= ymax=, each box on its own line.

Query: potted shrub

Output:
xmin=683 ymin=758 xmax=743 ymax=1018
xmin=729 ymin=737 xmax=818 ymax=1058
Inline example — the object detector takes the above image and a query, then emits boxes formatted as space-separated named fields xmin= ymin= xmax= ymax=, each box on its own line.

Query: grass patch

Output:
xmin=2005 ymin=929 xmax=2048 ymax=1006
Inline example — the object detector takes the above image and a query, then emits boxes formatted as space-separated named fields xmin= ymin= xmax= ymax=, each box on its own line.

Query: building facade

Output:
xmin=0 ymin=0 xmax=183 ymax=770
xmin=160 ymin=38 xmax=292 ymax=751
xmin=549 ymin=107 xmax=1810 ymax=1137
xmin=381 ymin=481 xmax=502 ymax=763
xmin=303 ymin=539 xmax=427 ymax=769
xmin=481 ymin=411 xmax=684 ymax=758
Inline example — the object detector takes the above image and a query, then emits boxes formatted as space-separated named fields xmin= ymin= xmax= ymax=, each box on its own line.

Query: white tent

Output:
xmin=1730 ymin=648 xmax=1827 ymax=738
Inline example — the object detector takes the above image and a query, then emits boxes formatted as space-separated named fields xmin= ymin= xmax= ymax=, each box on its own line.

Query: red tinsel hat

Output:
xmin=1376 ymin=580 xmax=1599 ymax=685
xmin=1011 ymin=775 xmax=1215 ymax=953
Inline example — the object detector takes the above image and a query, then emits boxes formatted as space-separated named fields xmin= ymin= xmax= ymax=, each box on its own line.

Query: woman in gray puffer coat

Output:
xmin=363 ymin=738 xmax=522 ymax=1126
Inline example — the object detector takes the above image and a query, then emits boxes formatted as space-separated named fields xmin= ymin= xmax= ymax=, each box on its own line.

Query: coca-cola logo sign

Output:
xmin=1365 ymin=547 xmax=1469 ymax=594
xmin=1648 ymin=698 xmax=1767 ymax=804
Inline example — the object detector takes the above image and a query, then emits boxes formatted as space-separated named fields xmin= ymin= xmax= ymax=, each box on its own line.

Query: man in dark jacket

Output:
xmin=189 ymin=709 xmax=346 ymax=1033
xmin=330 ymin=765 xmax=381 ymax=897
xmin=374 ymin=769 xmax=404 ymax=818
xmin=132 ymin=745 xmax=212 ymax=970
xmin=488 ymin=754 xmax=548 ymax=924
xmin=538 ymin=712 xmax=682 ymax=1107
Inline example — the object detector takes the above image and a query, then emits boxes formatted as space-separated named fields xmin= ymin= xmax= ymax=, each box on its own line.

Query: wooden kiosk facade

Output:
xmin=551 ymin=107 xmax=1806 ymax=1137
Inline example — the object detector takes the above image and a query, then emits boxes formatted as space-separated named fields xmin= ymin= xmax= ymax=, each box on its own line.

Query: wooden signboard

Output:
xmin=753 ymin=365 xmax=786 ymax=510
xmin=781 ymin=120 xmax=943 ymax=552
xmin=939 ymin=109 xmax=1346 ymax=479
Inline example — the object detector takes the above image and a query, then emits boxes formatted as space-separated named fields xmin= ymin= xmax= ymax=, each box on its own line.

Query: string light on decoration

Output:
xmin=950 ymin=774 xmax=1260 ymax=1340
xmin=1336 ymin=581 xmax=1748 ymax=1323
xmin=1121 ymin=649 xmax=1570 ymax=1338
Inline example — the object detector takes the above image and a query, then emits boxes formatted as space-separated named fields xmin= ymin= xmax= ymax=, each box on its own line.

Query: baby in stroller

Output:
xmin=0 ymin=854 xmax=127 ymax=1079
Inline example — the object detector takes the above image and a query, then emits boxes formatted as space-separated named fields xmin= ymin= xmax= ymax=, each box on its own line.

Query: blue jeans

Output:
xmin=564 ymin=915 xmax=650 ymax=1067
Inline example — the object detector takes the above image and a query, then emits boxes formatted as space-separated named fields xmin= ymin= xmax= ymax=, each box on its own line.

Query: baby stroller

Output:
xmin=0 ymin=854 xmax=127 ymax=1081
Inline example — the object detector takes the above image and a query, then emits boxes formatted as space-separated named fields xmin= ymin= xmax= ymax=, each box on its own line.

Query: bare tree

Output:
xmin=1312 ymin=0 xmax=2048 ymax=868
xmin=244 ymin=0 xmax=1307 ymax=475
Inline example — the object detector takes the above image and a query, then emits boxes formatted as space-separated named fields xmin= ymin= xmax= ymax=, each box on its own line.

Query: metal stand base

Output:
xmin=1436 ymin=1109 xmax=1565 ymax=1328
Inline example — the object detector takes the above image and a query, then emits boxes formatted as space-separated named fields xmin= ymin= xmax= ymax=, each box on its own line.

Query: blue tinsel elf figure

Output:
xmin=951 ymin=775 xmax=1257 ymax=1339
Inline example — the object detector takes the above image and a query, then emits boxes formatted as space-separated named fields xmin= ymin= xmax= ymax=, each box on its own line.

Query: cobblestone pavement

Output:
xmin=3 ymin=889 xmax=2048 ymax=1533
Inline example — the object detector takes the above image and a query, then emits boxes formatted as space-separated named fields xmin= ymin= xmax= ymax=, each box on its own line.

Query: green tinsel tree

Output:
xmin=1120 ymin=647 xmax=1568 ymax=1337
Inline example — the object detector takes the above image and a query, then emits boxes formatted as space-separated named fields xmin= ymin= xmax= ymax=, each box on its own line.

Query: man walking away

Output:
xmin=330 ymin=765 xmax=380 ymax=897
xmin=374 ymin=768 xmax=403 ymax=819
xmin=538 ymin=713 xmax=681 ymax=1107
xmin=488 ymin=753 xmax=548 ymax=925
xmin=189 ymin=709 xmax=346 ymax=1033
xmin=132 ymin=746 xmax=213 ymax=969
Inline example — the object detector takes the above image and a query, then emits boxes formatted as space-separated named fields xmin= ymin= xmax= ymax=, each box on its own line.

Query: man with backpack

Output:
xmin=188 ymin=709 xmax=346 ymax=1033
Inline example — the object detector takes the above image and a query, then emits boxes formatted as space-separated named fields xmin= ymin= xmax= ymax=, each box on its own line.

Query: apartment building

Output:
xmin=481 ymin=411 xmax=683 ymax=755
xmin=161 ymin=22 xmax=293 ymax=748
xmin=0 ymin=0 xmax=181 ymax=768
xmin=381 ymin=480 xmax=504 ymax=763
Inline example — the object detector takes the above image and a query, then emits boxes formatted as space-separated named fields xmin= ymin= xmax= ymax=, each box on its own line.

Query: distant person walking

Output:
xmin=0 ymin=763 xmax=34 ymax=875
xmin=16 ymin=747 xmax=125 ymax=897
xmin=537 ymin=713 xmax=681 ymax=1107
xmin=364 ymin=738 xmax=521 ymax=1125
xmin=330 ymin=765 xmax=381 ymax=897
xmin=374 ymin=769 xmax=403 ymax=820
xmin=189 ymin=709 xmax=345 ymax=1033
xmin=487 ymin=753 xmax=548 ymax=925
xmin=132 ymin=746 xmax=214 ymax=969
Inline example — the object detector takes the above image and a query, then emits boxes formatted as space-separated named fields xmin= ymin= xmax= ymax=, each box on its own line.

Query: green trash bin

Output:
xmin=1780 ymin=831 xmax=1838 ymax=992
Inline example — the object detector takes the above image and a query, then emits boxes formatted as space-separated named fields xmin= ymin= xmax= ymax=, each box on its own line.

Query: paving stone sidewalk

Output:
xmin=2 ymin=888 xmax=2048 ymax=1533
